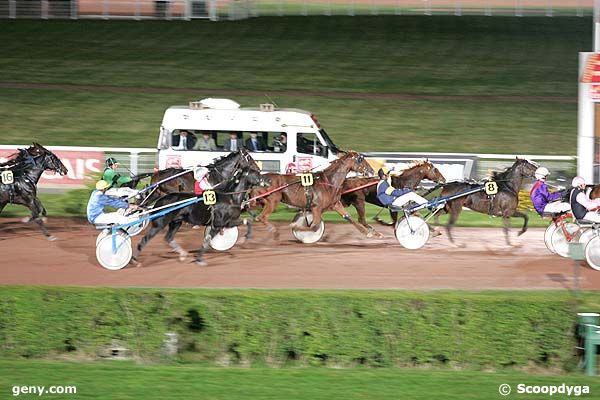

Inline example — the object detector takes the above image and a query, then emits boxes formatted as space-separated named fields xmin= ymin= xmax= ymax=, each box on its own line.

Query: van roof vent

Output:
xmin=260 ymin=103 xmax=275 ymax=112
xmin=190 ymin=98 xmax=240 ymax=110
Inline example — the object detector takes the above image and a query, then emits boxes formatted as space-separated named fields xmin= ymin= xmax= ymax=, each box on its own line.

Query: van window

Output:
xmin=171 ymin=130 xmax=198 ymax=151
xmin=297 ymin=133 xmax=326 ymax=156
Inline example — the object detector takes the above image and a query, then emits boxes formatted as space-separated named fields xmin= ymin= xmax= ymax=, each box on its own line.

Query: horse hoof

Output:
xmin=47 ymin=235 xmax=57 ymax=242
xmin=178 ymin=255 xmax=189 ymax=262
xmin=21 ymin=217 xmax=31 ymax=223
xmin=192 ymin=225 xmax=201 ymax=230
xmin=131 ymin=259 xmax=142 ymax=268
xmin=195 ymin=260 xmax=208 ymax=267
xmin=41 ymin=217 xmax=48 ymax=223
xmin=374 ymin=232 xmax=385 ymax=239
xmin=517 ymin=231 xmax=526 ymax=237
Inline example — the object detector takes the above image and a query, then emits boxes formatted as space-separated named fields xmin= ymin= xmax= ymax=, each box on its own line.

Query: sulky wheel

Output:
xmin=578 ymin=228 xmax=594 ymax=247
xmin=585 ymin=236 xmax=600 ymax=271
xmin=96 ymin=229 xmax=110 ymax=246
xmin=544 ymin=224 xmax=557 ymax=254
xmin=124 ymin=218 xmax=148 ymax=237
xmin=292 ymin=213 xmax=325 ymax=244
xmin=205 ymin=226 xmax=239 ymax=251
xmin=96 ymin=232 xmax=132 ymax=271
xmin=395 ymin=215 xmax=429 ymax=250
xmin=550 ymin=222 xmax=579 ymax=258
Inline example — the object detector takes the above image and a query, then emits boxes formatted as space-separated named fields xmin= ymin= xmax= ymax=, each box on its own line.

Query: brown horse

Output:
xmin=340 ymin=160 xmax=446 ymax=235
xmin=250 ymin=151 xmax=374 ymax=238
xmin=438 ymin=158 xmax=538 ymax=246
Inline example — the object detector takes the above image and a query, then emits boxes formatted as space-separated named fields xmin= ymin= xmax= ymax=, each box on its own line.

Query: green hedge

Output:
xmin=0 ymin=287 xmax=589 ymax=370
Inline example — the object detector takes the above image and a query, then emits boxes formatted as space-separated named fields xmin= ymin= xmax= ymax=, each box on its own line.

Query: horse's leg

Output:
xmin=353 ymin=198 xmax=383 ymax=238
xmin=331 ymin=202 xmax=370 ymax=236
xmin=133 ymin=219 xmax=168 ymax=265
xmin=24 ymin=197 xmax=55 ymax=240
xmin=502 ymin=216 xmax=512 ymax=246
xmin=164 ymin=220 xmax=188 ymax=261
xmin=444 ymin=202 xmax=462 ymax=245
xmin=513 ymin=210 xmax=529 ymax=237
xmin=244 ymin=219 xmax=253 ymax=242
xmin=195 ymin=227 xmax=212 ymax=267
xmin=256 ymin=198 xmax=279 ymax=239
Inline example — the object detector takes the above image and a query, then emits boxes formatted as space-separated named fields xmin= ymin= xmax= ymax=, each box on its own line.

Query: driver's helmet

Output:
xmin=534 ymin=167 xmax=550 ymax=180
xmin=96 ymin=180 xmax=110 ymax=191
xmin=572 ymin=176 xmax=586 ymax=188
xmin=105 ymin=157 xmax=118 ymax=168
xmin=378 ymin=167 xmax=390 ymax=179
xmin=194 ymin=166 xmax=210 ymax=182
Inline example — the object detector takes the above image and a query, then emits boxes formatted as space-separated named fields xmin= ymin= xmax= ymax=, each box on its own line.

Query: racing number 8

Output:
xmin=203 ymin=190 xmax=217 ymax=205
xmin=485 ymin=181 xmax=498 ymax=195
xmin=300 ymin=173 xmax=314 ymax=187
xmin=1 ymin=170 xmax=14 ymax=185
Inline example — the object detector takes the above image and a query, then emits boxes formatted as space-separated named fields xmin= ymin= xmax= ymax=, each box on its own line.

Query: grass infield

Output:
xmin=0 ymin=360 xmax=598 ymax=399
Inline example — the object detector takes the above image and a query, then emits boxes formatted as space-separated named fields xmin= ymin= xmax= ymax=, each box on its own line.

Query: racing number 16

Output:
xmin=0 ymin=170 xmax=14 ymax=185
xmin=203 ymin=190 xmax=217 ymax=205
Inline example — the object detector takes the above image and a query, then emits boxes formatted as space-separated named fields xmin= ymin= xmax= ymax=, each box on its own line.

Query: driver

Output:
xmin=87 ymin=180 xmax=139 ymax=225
xmin=376 ymin=167 xmax=429 ymax=209
xmin=193 ymin=166 xmax=213 ymax=195
xmin=530 ymin=167 xmax=570 ymax=215
xmin=102 ymin=157 xmax=139 ymax=199
xmin=570 ymin=176 xmax=600 ymax=223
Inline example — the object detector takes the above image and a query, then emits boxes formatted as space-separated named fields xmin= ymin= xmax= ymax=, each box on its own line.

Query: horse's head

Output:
xmin=338 ymin=151 xmax=374 ymax=176
xmin=30 ymin=143 xmax=68 ymax=176
xmin=241 ymin=167 xmax=271 ymax=189
xmin=409 ymin=159 xmax=446 ymax=183
xmin=512 ymin=157 xmax=538 ymax=179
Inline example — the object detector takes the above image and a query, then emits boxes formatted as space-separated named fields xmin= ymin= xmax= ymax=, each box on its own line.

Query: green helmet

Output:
xmin=105 ymin=157 xmax=118 ymax=167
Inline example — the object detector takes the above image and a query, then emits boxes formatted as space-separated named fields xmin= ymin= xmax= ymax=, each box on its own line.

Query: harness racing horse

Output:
xmin=134 ymin=153 xmax=270 ymax=266
xmin=0 ymin=143 xmax=68 ymax=240
xmin=250 ymin=151 xmax=374 ymax=239
xmin=437 ymin=158 xmax=537 ymax=246
xmin=340 ymin=160 xmax=446 ymax=235
xmin=141 ymin=149 xmax=258 ymax=205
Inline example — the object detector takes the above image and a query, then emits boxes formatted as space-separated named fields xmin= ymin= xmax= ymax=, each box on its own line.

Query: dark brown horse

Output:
xmin=141 ymin=149 xmax=259 ymax=205
xmin=0 ymin=143 xmax=68 ymax=240
xmin=340 ymin=160 xmax=446 ymax=236
xmin=438 ymin=158 xmax=538 ymax=246
xmin=250 ymin=151 xmax=374 ymax=238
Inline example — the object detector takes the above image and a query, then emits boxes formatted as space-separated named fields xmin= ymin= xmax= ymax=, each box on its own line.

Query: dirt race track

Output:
xmin=1 ymin=217 xmax=599 ymax=290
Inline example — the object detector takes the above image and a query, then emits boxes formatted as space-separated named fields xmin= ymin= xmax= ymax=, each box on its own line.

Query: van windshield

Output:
xmin=319 ymin=129 xmax=340 ymax=154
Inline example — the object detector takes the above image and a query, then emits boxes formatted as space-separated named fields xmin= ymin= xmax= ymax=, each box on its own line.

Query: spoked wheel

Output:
xmin=96 ymin=229 xmax=110 ymax=246
xmin=205 ymin=226 xmax=239 ymax=251
xmin=551 ymin=222 xmax=579 ymax=258
xmin=585 ymin=236 xmax=600 ymax=271
xmin=125 ymin=219 xmax=148 ymax=237
xmin=544 ymin=224 xmax=557 ymax=254
xmin=579 ymin=228 xmax=594 ymax=247
xmin=96 ymin=232 xmax=132 ymax=271
xmin=292 ymin=213 xmax=325 ymax=244
xmin=395 ymin=215 xmax=430 ymax=250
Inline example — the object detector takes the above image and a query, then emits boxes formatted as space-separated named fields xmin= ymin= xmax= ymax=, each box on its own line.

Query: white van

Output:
xmin=157 ymin=98 xmax=342 ymax=173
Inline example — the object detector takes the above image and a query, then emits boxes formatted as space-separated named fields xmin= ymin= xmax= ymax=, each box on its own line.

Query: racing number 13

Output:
xmin=203 ymin=190 xmax=217 ymax=205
